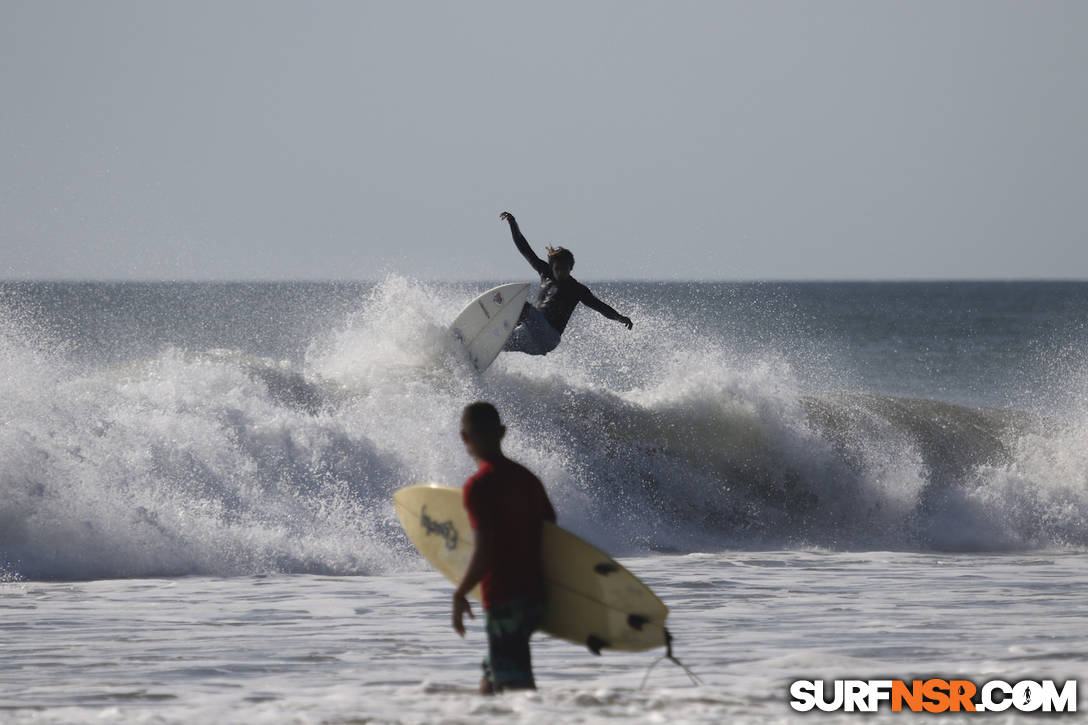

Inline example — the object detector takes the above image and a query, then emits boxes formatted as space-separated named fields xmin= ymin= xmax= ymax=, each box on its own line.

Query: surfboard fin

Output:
xmin=586 ymin=635 xmax=608 ymax=655
xmin=627 ymin=614 xmax=648 ymax=631
xmin=594 ymin=562 xmax=619 ymax=576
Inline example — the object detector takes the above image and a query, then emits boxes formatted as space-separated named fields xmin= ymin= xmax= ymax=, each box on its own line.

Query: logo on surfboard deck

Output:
xmin=420 ymin=505 xmax=459 ymax=551
xmin=492 ymin=291 xmax=504 ymax=305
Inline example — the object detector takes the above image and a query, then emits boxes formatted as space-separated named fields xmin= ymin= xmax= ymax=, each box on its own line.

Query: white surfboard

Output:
xmin=450 ymin=283 xmax=530 ymax=372
xmin=393 ymin=484 xmax=669 ymax=653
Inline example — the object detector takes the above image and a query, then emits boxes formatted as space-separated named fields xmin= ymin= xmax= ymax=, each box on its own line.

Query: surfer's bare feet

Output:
xmin=479 ymin=677 xmax=494 ymax=695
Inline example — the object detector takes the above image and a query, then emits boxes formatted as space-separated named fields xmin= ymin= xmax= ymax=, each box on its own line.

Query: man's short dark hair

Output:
xmin=462 ymin=401 xmax=502 ymax=434
xmin=548 ymin=246 xmax=575 ymax=270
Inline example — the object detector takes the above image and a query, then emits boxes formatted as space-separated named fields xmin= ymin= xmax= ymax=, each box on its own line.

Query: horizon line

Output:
xmin=2 ymin=277 xmax=1088 ymax=285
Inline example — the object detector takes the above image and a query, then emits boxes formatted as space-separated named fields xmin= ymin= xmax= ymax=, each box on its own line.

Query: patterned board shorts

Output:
xmin=502 ymin=305 xmax=561 ymax=356
xmin=481 ymin=598 xmax=545 ymax=691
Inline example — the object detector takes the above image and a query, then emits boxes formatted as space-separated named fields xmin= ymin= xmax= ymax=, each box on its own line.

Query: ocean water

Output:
xmin=1 ymin=279 xmax=1086 ymax=723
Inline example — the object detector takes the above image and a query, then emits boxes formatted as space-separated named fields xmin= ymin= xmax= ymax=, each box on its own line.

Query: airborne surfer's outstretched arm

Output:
xmin=581 ymin=287 xmax=634 ymax=330
xmin=500 ymin=211 xmax=551 ymax=278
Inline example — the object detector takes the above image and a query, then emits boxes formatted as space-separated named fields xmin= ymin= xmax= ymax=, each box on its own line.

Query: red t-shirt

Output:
xmin=463 ymin=457 xmax=557 ymax=610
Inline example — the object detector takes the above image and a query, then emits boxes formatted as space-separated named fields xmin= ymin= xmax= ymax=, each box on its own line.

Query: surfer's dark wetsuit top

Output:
xmin=507 ymin=218 xmax=627 ymax=334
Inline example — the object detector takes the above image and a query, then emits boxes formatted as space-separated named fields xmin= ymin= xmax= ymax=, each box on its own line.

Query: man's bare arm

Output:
xmin=451 ymin=526 xmax=494 ymax=636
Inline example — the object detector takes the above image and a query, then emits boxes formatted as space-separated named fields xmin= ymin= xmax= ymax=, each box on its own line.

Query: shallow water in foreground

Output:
xmin=2 ymin=551 xmax=1084 ymax=724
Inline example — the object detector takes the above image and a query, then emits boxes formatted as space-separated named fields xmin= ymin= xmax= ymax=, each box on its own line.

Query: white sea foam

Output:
xmin=1 ymin=277 xmax=1086 ymax=581
xmin=1 ymin=552 xmax=1084 ymax=724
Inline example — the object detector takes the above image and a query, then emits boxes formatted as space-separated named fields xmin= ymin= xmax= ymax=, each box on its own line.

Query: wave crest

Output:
xmin=1 ymin=278 xmax=1085 ymax=580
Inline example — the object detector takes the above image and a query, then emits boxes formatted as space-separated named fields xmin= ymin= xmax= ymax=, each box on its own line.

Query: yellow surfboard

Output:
xmin=393 ymin=484 xmax=669 ymax=653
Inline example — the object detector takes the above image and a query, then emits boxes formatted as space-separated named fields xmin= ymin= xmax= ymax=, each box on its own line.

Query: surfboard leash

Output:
xmin=639 ymin=628 xmax=704 ymax=690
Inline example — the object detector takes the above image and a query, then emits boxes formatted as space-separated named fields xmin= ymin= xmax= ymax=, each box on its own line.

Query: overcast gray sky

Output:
xmin=2 ymin=1 xmax=1086 ymax=281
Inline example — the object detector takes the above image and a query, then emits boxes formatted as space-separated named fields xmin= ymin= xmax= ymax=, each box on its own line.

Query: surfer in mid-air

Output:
xmin=499 ymin=211 xmax=633 ymax=355
xmin=452 ymin=402 xmax=557 ymax=694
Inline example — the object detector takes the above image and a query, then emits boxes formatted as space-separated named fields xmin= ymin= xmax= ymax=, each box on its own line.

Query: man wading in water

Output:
xmin=452 ymin=402 xmax=557 ymax=693
xmin=500 ymin=211 xmax=633 ymax=355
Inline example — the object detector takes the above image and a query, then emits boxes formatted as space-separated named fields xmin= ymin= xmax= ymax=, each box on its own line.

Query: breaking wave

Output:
xmin=1 ymin=277 xmax=1085 ymax=580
